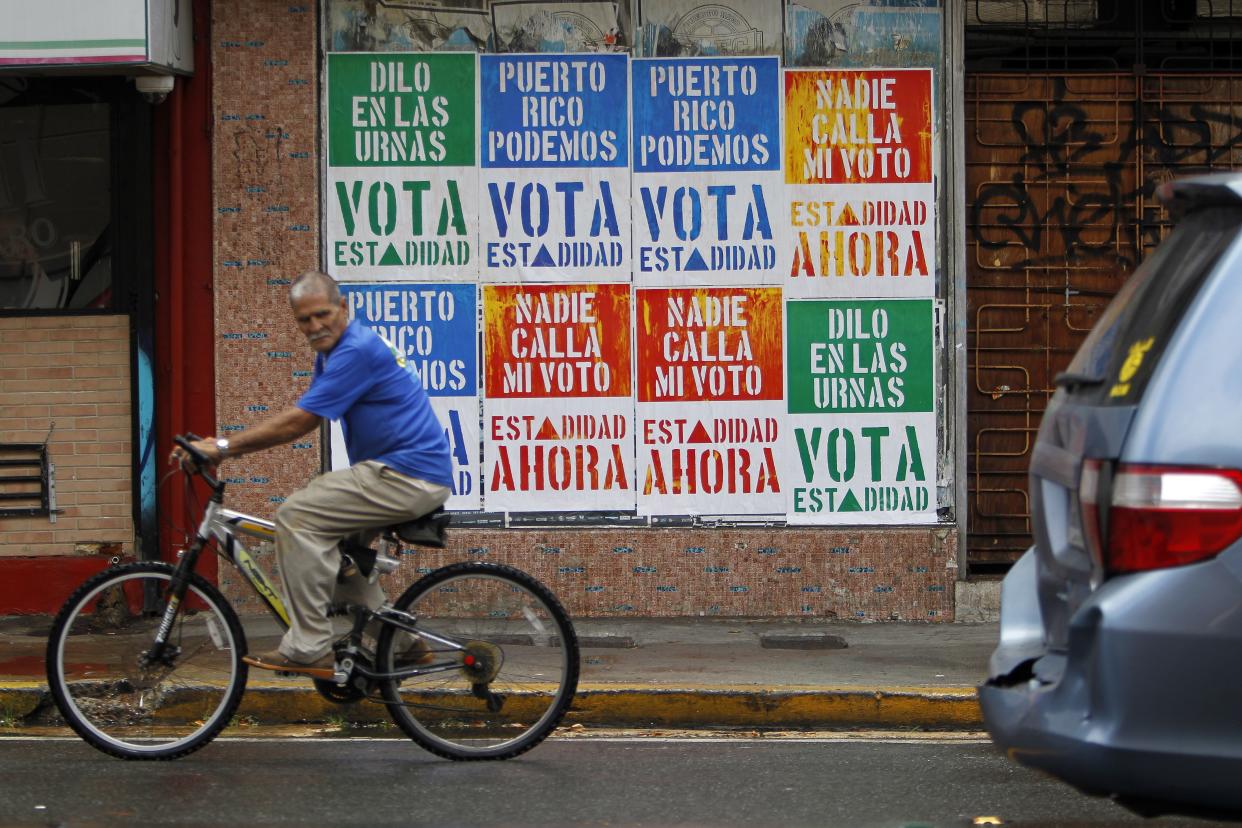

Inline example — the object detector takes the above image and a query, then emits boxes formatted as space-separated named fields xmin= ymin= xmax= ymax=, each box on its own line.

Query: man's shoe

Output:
xmin=393 ymin=639 xmax=436 ymax=669
xmin=243 ymin=649 xmax=336 ymax=679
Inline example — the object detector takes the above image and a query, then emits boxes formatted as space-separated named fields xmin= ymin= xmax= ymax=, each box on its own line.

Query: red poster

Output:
xmin=784 ymin=69 xmax=932 ymax=186
xmin=484 ymin=283 xmax=632 ymax=399
xmin=636 ymin=287 xmax=783 ymax=403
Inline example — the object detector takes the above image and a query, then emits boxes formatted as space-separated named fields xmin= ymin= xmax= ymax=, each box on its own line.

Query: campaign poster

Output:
xmin=784 ymin=298 xmax=936 ymax=524
xmin=325 ymin=52 xmax=479 ymax=281
xmin=483 ymin=283 xmax=634 ymax=511
xmin=329 ymin=283 xmax=481 ymax=511
xmin=636 ymin=287 xmax=784 ymax=516
xmin=782 ymin=68 xmax=934 ymax=299
xmin=632 ymin=57 xmax=782 ymax=286
xmin=478 ymin=54 xmax=631 ymax=282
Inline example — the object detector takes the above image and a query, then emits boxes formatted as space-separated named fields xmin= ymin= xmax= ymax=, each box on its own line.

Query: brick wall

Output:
xmin=0 ymin=315 xmax=133 ymax=558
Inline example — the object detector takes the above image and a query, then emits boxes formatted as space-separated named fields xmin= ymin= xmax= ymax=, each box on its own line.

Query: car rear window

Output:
xmin=1063 ymin=206 xmax=1242 ymax=405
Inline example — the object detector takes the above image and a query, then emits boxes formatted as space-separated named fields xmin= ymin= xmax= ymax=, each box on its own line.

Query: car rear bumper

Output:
xmin=980 ymin=682 xmax=1242 ymax=810
xmin=981 ymin=549 xmax=1242 ymax=811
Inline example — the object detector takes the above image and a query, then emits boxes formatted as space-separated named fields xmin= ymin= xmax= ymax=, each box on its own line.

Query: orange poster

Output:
xmin=784 ymin=69 xmax=932 ymax=186
xmin=636 ymin=287 xmax=783 ymax=403
xmin=484 ymin=283 xmax=632 ymax=399
xmin=782 ymin=67 xmax=935 ymax=299
xmin=635 ymin=287 xmax=785 ymax=516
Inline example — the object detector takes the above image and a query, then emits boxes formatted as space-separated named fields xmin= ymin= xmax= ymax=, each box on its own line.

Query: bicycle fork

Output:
xmin=148 ymin=497 xmax=221 ymax=663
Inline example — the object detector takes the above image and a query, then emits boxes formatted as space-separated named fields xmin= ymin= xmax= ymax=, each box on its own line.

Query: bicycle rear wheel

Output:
xmin=46 ymin=562 xmax=248 ymax=760
xmin=377 ymin=562 xmax=579 ymax=760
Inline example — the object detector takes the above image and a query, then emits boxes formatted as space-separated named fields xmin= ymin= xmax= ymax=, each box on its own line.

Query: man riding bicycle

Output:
xmin=173 ymin=269 xmax=452 ymax=678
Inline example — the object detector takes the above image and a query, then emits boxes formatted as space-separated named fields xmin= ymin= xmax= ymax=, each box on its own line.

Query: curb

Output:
xmin=1 ymin=682 xmax=982 ymax=730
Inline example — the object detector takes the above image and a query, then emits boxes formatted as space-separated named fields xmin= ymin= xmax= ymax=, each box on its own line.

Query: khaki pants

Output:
xmin=274 ymin=460 xmax=449 ymax=662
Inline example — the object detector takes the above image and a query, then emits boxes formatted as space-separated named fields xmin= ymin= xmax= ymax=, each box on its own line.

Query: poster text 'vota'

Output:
xmin=789 ymin=419 xmax=932 ymax=517
xmin=326 ymin=53 xmax=478 ymax=278
xmin=480 ymin=55 xmax=630 ymax=278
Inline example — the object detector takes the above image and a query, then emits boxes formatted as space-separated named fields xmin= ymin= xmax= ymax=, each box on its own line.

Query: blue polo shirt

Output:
xmin=297 ymin=320 xmax=453 ymax=487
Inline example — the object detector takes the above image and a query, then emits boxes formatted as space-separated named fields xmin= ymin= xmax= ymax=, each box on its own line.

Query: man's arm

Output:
xmin=174 ymin=406 xmax=321 ymax=465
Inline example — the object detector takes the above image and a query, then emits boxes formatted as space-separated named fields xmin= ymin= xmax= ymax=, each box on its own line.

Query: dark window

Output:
xmin=0 ymin=78 xmax=116 ymax=311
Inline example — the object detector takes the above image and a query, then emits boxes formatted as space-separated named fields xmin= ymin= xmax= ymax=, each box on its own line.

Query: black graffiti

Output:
xmin=971 ymin=81 xmax=1242 ymax=271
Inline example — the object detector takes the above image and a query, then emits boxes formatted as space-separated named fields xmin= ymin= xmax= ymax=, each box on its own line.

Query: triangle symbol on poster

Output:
xmin=531 ymin=245 xmax=556 ymax=267
xmin=379 ymin=244 xmax=403 ymax=266
xmin=839 ymin=490 xmax=863 ymax=512
xmin=837 ymin=204 xmax=860 ymax=226
xmin=535 ymin=417 xmax=561 ymax=440
xmin=687 ymin=421 xmax=711 ymax=443
xmin=684 ymin=249 xmax=709 ymax=271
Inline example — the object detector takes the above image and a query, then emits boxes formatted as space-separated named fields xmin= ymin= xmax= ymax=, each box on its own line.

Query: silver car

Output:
xmin=980 ymin=173 xmax=1242 ymax=813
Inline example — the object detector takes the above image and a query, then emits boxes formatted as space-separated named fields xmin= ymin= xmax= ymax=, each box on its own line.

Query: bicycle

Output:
xmin=45 ymin=434 xmax=580 ymax=761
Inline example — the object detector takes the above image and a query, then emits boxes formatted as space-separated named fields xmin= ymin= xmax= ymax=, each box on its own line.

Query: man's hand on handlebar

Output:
xmin=169 ymin=435 xmax=224 ymax=469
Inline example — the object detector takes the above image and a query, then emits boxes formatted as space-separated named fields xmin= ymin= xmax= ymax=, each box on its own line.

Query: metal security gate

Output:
xmin=964 ymin=1 xmax=1242 ymax=574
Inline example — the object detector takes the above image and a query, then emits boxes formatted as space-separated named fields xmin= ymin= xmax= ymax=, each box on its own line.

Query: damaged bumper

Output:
xmin=980 ymin=548 xmax=1242 ymax=811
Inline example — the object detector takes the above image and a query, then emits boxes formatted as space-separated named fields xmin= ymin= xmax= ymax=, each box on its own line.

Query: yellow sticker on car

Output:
xmin=1109 ymin=336 xmax=1155 ymax=398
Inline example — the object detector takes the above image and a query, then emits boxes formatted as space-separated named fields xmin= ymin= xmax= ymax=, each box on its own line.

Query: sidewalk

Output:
xmin=1 ymin=616 xmax=996 ymax=730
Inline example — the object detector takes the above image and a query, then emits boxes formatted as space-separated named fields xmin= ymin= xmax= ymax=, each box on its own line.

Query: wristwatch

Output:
xmin=215 ymin=437 xmax=230 ymax=459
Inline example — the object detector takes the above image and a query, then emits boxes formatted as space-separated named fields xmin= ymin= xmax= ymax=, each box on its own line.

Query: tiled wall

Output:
xmin=219 ymin=526 xmax=956 ymax=620
xmin=0 ymin=315 xmax=133 ymax=558
xmin=210 ymin=0 xmax=958 ymax=620
xmin=212 ymin=0 xmax=323 ymax=526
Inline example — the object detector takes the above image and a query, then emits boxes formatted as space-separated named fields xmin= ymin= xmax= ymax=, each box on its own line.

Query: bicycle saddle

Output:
xmin=389 ymin=506 xmax=450 ymax=549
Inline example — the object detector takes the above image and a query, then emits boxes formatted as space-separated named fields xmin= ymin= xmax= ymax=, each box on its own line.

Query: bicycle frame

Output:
xmin=149 ymin=491 xmax=291 ymax=658
xmin=156 ymin=475 xmax=465 ymax=679
xmin=210 ymin=502 xmax=292 ymax=628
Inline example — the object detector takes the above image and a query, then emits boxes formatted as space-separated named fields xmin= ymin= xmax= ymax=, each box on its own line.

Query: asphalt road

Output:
xmin=0 ymin=732 xmax=1235 ymax=827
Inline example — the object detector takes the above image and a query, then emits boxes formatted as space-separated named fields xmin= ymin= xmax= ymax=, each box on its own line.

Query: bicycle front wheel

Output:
xmin=46 ymin=562 xmax=248 ymax=760
xmin=377 ymin=562 xmax=579 ymax=760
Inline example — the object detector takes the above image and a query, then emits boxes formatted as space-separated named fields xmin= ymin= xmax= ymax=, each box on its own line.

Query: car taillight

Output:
xmin=1079 ymin=459 xmax=1105 ymax=566
xmin=1081 ymin=463 xmax=1242 ymax=574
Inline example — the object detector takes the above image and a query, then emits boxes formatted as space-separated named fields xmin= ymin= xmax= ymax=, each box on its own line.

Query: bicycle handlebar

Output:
xmin=174 ymin=433 xmax=223 ymax=492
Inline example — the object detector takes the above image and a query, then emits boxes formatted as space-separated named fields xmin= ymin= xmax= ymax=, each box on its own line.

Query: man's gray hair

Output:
xmin=290 ymin=270 xmax=341 ymax=305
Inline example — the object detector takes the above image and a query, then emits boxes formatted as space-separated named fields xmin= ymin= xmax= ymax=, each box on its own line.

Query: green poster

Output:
xmin=786 ymin=299 xmax=933 ymax=414
xmin=327 ymin=53 xmax=475 ymax=168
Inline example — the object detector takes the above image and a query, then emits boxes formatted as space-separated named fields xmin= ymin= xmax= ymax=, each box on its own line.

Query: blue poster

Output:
xmin=631 ymin=56 xmax=782 ymax=286
xmin=480 ymin=53 xmax=629 ymax=168
xmin=342 ymin=282 xmax=477 ymax=397
xmin=632 ymin=56 xmax=780 ymax=173
xmin=334 ymin=282 xmax=481 ymax=508
xmin=478 ymin=54 xmax=632 ymax=281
